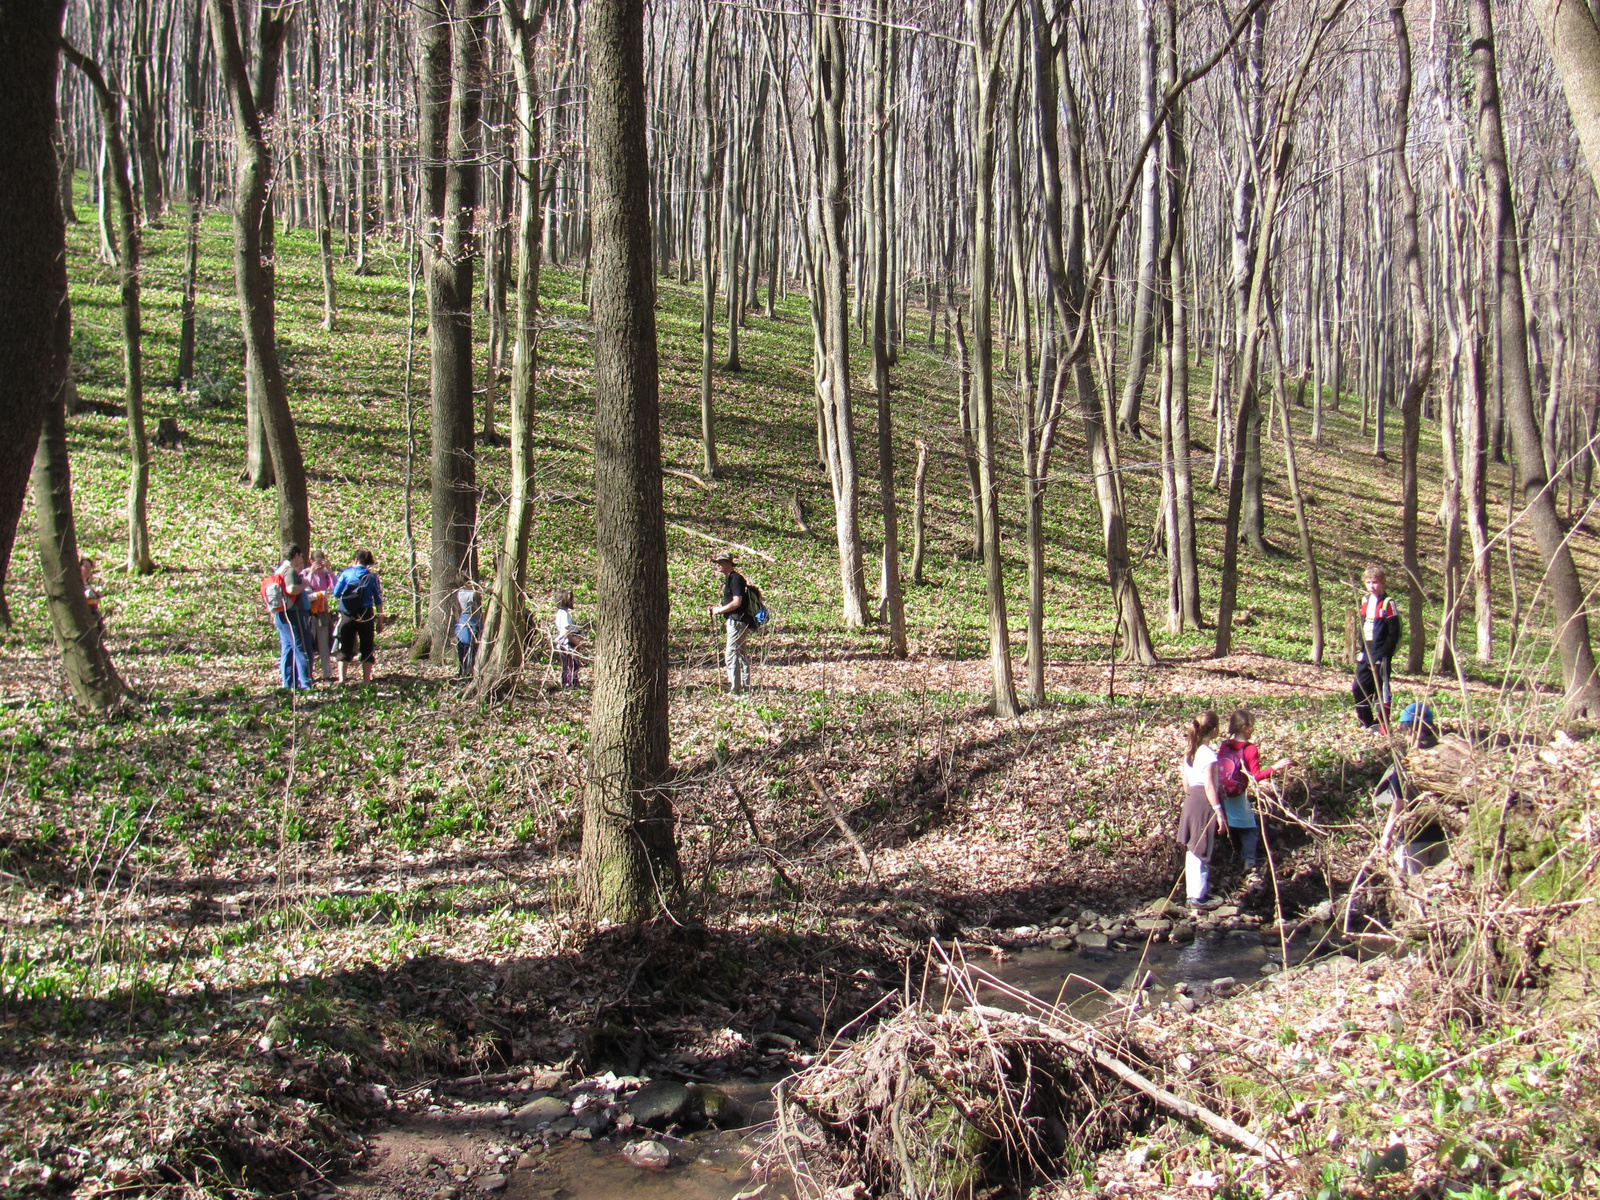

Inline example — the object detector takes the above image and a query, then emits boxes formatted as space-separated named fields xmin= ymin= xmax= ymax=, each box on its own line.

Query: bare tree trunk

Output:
xmin=1115 ymin=0 xmax=1159 ymax=440
xmin=816 ymin=5 xmax=868 ymax=626
xmin=968 ymin=0 xmax=1021 ymax=716
xmin=0 ymin=0 xmax=73 ymax=626
xmin=579 ymin=0 xmax=682 ymax=921
xmin=36 ymin=353 xmax=127 ymax=710
xmin=1390 ymin=2 xmax=1432 ymax=676
xmin=175 ymin=0 xmax=204 ymax=385
xmin=62 ymin=42 xmax=155 ymax=576
xmin=955 ymin=309 xmax=983 ymax=559
xmin=476 ymin=0 xmax=554 ymax=698
xmin=1165 ymin=0 xmax=1201 ymax=629
xmin=910 ymin=437 xmax=928 ymax=586
xmin=871 ymin=0 xmax=906 ymax=657
xmin=1470 ymin=0 xmax=1600 ymax=715
xmin=417 ymin=0 xmax=487 ymax=663
xmin=1531 ymin=0 xmax=1600 ymax=225
xmin=208 ymin=0 xmax=312 ymax=553
xmin=1216 ymin=2 xmax=1345 ymax=657
xmin=697 ymin=0 xmax=722 ymax=479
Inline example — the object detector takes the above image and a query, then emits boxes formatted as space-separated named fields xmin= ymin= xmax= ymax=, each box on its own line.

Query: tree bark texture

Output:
xmin=578 ymin=0 xmax=683 ymax=922
xmin=0 ymin=0 xmax=71 ymax=626
xmin=418 ymin=0 xmax=487 ymax=661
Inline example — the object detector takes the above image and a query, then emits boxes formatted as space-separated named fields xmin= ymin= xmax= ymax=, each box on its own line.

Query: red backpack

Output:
xmin=1216 ymin=741 xmax=1249 ymax=797
xmin=261 ymin=572 xmax=289 ymax=614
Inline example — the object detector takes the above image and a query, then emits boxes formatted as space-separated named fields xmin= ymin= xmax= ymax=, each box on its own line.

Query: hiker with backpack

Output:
xmin=1176 ymin=710 xmax=1226 ymax=912
xmin=708 ymin=552 xmax=758 ymax=694
xmin=263 ymin=544 xmax=313 ymax=690
xmin=1215 ymin=709 xmax=1294 ymax=874
xmin=331 ymin=549 xmax=385 ymax=685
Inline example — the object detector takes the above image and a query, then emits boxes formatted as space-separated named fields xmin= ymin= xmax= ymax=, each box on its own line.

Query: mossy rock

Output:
xmin=896 ymin=1074 xmax=990 ymax=1199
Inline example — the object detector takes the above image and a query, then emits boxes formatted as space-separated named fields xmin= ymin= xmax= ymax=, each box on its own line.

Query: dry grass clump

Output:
xmin=777 ymin=1006 xmax=1154 ymax=1199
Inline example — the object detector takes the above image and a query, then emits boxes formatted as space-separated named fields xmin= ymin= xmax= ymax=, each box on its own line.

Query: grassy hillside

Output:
xmin=10 ymin=181 xmax=1595 ymax=678
xmin=2 ymin=188 xmax=1599 ymax=1199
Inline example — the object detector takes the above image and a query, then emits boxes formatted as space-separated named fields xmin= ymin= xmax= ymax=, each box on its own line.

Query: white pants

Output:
xmin=724 ymin=618 xmax=749 ymax=692
xmin=1185 ymin=851 xmax=1210 ymax=903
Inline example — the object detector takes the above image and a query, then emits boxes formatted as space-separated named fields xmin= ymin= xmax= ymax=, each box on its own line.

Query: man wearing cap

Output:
xmin=708 ymin=553 xmax=750 ymax=694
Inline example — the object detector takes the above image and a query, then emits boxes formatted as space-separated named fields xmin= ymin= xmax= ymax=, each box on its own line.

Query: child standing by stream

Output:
xmin=1176 ymin=711 xmax=1226 ymax=912
xmin=1216 ymin=709 xmax=1293 ymax=873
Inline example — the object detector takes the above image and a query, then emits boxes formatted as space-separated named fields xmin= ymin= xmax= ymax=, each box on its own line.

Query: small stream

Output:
xmin=360 ymin=932 xmax=1338 ymax=1200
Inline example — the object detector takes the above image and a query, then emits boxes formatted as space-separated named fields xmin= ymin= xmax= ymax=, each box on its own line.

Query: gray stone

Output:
xmin=1170 ymin=923 xmax=1195 ymax=944
xmin=1104 ymin=924 xmax=1126 ymax=940
xmin=1259 ymin=961 xmax=1281 ymax=975
xmin=477 ymin=1175 xmax=508 ymax=1193
xmin=515 ymin=1152 xmax=540 ymax=1170
xmin=1212 ymin=905 xmax=1239 ymax=918
xmin=576 ymin=1108 xmax=611 ymax=1131
xmin=1209 ymin=976 xmax=1237 ymax=992
xmin=1145 ymin=898 xmax=1182 ymax=919
xmin=1078 ymin=909 xmax=1101 ymax=924
xmin=513 ymin=1096 xmax=570 ymax=1130
xmin=1171 ymin=981 xmax=1189 ymax=995
xmin=626 ymin=1080 xmax=702 ymax=1130
xmin=1134 ymin=918 xmax=1172 ymax=933
xmin=1048 ymin=936 xmax=1075 ymax=951
xmin=1176 ymin=995 xmax=1197 ymax=1013
xmin=1076 ymin=931 xmax=1110 ymax=949
xmin=548 ymin=1117 xmax=576 ymax=1135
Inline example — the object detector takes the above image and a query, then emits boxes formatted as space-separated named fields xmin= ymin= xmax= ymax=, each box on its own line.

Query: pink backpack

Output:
xmin=1216 ymin=741 xmax=1249 ymax=797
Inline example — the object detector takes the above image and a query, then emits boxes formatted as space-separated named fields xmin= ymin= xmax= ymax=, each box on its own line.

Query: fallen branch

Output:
xmin=806 ymin=768 xmax=876 ymax=883
xmin=969 ymin=1006 xmax=1285 ymax=1161
xmin=544 ymin=437 xmax=710 ymax=490
xmin=668 ymin=521 xmax=776 ymax=562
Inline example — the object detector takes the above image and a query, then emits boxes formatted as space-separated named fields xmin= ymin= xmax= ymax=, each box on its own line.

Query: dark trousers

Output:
xmin=456 ymin=635 xmax=478 ymax=677
xmin=1354 ymin=655 xmax=1391 ymax=728
xmin=559 ymin=649 xmax=580 ymax=688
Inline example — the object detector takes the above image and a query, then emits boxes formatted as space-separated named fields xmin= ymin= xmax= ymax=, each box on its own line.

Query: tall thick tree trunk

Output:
xmin=1390 ymin=2 xmax=1432 ymax=676
xmin=0 ymin=0 xmax=73 ymax=626
xmin=871 ymin=0 xmax=906 ymax=658
xmin=1165 ymin=8 xmax=1201 ymax=629
xmin=208 ymin=0 xmax=311 ymax=553
xmin=1470 ymin=0 xmax=1600 ymax=715
xmin=61 ymin=43 xmax=155 ymax=576
xmin=417 ymin=0 xmax=487 ymax=662
xmin=476 ymin=0 xmax=553 ymax=699
xmin=578 ymin=0 xmax=682 ymax=921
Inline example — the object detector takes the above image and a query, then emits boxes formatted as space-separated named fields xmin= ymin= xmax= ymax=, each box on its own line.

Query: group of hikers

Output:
xmin=260 ymin=543 xmax=589 ymax=692
xmin=261 ymin=546 xmax=764 ymax=693
xmin=261 ymin=545 xmax=386 ymax=689
xmin=1174 ymin=561 xmax=1435 ymax=912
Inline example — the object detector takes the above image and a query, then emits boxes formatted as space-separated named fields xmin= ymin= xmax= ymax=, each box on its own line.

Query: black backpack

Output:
xmin=742 ymin=582 xmax=769 ymax=632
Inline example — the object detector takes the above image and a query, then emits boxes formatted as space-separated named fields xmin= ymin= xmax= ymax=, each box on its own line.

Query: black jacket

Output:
xmin=1359 ymin=592 xmax=1402 ymax=663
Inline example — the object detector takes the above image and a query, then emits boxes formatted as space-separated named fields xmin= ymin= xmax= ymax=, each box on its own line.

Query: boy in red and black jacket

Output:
xmin=1354 ymin=564 xmax=1402 ymax=730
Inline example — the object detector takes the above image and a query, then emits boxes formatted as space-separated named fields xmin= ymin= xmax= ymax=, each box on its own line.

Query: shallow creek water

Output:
xmin=349 ymin=932 xmax=1332 ymax=1200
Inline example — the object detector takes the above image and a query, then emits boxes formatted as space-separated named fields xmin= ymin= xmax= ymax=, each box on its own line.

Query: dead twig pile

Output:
xmin=776 ymin=1005 xmax=1154 ymax=1199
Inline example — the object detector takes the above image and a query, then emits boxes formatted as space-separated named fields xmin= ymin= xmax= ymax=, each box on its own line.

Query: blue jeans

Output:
xmin=275 ymin=608 xmax=312 ymax=689
xmin=1232 ymin=826 xmax=1259 ymax=869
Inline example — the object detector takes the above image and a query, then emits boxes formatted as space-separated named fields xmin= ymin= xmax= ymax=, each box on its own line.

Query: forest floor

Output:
xmin=2 ymin=196 xmax=1599 ymax=1198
